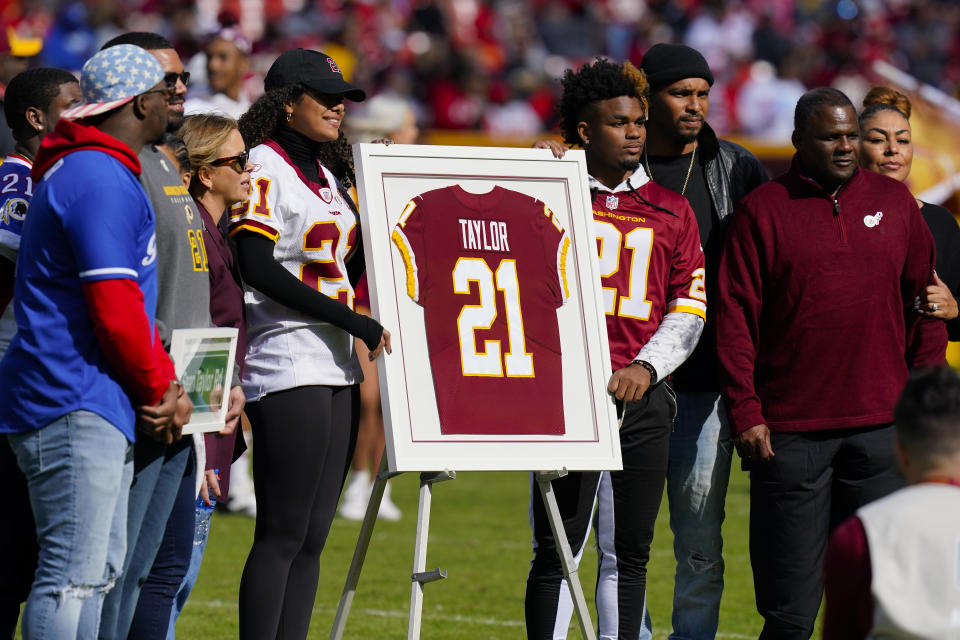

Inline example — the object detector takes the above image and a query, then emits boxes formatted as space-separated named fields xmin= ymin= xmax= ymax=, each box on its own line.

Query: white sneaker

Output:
xmin=339 ymin=472 xmax=371 ymax=520
xmin=226 ymin=452 xmax=257 ymax=518
xmin=378 ymin=481 xmax=402 ymax=522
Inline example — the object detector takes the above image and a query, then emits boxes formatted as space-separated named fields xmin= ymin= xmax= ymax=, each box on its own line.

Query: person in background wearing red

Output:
xmin=824 ymin=366 xmax=960 ymax=639
xmin=717 ymin=86 xmax=947 ymax=639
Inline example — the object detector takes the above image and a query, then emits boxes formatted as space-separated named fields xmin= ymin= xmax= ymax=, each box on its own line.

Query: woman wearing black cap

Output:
xmin=230 ymin=49 xmax=390 ymax=639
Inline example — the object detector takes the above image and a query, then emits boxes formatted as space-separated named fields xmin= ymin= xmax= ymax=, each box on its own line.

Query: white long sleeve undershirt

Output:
xmin=635 ymin=311 xmax=704 ymax=381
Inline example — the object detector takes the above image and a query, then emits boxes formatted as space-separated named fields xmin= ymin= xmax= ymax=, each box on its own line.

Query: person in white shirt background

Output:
xmin=184 ymin=27 xmax=251 ymax=121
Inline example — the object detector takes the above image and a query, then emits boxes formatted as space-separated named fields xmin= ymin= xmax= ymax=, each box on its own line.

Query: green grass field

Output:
xmin=170 ymin=468 xmax=763 ymax=639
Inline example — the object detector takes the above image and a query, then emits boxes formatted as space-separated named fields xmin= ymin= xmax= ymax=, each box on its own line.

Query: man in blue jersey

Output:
xmin=0 ymin=45 xmax=186 ymax=639
xmin=96 ymin=32 xmax=244 ymax=640
xmin=0 ymin=66 xmax=81 ymax=639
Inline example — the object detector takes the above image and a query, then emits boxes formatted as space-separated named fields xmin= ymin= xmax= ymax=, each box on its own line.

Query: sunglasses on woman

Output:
xmin=210 ymin=149 xmax=250 ymax=174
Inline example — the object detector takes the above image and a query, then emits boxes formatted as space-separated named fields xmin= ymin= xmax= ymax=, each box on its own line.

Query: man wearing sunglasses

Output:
xmin=96 ymin=32 xmax=245 ymax=640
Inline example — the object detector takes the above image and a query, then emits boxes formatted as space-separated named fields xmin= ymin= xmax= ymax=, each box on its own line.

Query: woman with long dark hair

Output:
xmin=231 ymin=49 xmax=390 ymax=639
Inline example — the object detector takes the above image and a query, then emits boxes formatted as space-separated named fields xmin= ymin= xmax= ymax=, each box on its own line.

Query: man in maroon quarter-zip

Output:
xmin=716 ymin=86 xmax=947 ymax=640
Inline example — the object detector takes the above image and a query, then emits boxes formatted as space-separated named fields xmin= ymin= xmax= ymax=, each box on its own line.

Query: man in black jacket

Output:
xmin=635 ymin=43 xmax=767 ymax=640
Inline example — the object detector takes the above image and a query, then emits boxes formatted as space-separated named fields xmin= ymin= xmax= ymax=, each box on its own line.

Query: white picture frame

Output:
xmin=169 ymin=327 xmax=239 ymax=435
xmin=354 ymin=143 xmax=620 ymax=472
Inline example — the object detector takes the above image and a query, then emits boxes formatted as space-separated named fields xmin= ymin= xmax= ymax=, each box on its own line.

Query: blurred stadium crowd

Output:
xmin=5 ymin=0 xmax=960 ymax=141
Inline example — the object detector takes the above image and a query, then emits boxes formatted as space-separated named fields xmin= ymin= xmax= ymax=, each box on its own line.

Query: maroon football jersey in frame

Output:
xmin=593 ymin=181 xmax=706 ymax=371
xmin=392 ymin=185 xmax=570 ymax=435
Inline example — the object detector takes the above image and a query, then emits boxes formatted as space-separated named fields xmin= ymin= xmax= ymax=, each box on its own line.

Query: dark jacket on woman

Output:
xmin=197 ymin=199 xmax=247 ymax=501
xmin=920 ymin=201 xmax=960 ymax=340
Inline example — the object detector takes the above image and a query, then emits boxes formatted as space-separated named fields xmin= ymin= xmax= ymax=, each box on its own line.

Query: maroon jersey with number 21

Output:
xmin=392 ymin=185 xmax=570 ymax=435
xmin=593 ymin=177 xmax=707 ymax=371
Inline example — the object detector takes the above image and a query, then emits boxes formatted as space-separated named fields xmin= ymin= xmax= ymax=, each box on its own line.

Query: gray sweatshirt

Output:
xmin=139 ymin=145 xmax=212 ymax=346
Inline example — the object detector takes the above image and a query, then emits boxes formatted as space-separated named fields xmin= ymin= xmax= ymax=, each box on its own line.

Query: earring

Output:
xmin=285 ymin=111 xmax=292 ymax=122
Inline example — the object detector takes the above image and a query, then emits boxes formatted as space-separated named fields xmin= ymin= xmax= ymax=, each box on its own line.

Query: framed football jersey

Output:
xmin=354 ymin=144 xmax=620 ymax=472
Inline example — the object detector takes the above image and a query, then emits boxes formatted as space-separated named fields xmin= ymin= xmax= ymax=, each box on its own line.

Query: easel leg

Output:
xmin=330 ymin=452 xmax=392 ymax=640
xmin=408 ymin=470 xmax=454 ymax=639
xmin=535 ymin=471 xmax=597 ymax=640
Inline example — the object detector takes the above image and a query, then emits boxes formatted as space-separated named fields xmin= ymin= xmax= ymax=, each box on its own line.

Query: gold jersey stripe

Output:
xmin=560 ymin=236 xmax=571 ymax=300
xmin=229 ymin=223 xmax=279 ymax=243
xmin=391 ymin=229 xmax=417 ymax=300
xmin=397 ymin=200 xmax=417 ymax=228
xmin=668 ymin=305 xmax=707 ymax=320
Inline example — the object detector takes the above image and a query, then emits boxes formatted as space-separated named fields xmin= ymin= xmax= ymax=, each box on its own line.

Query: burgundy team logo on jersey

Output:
xmin=606 ymin=195 xmax=619 ymax=210
xmin=327 ymin=58 xmax=341 ymax=74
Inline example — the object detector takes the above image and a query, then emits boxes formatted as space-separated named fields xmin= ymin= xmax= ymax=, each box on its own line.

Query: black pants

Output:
xmin=238 ymin=384 xmax=359 ymax=640
xmin=749 ymin=424 xmax=904 ymax=639
xmin=0 ymin=437 xmax=36 ymax=639
xmin=525 ymin=383 xmax=675 ymax=639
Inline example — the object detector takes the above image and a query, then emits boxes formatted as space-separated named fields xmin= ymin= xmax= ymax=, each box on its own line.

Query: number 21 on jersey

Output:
xmin=454 ymin=257 xmax=533 ymax=378
xmin=595 ymin=221 xmax=706 ymax=318
xmin=300 ymin=220 xmax=355 ymax=306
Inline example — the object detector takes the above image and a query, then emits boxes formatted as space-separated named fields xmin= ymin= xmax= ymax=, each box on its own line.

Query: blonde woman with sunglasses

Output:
xmin=141 ymin=114 xmax=254 ymax=637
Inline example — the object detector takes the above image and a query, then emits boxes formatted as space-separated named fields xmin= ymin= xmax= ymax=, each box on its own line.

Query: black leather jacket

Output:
xmin=672 ymin=122 xmax=768 ymax=391
xmin=699 ymin=122 xmax=768 ymax=222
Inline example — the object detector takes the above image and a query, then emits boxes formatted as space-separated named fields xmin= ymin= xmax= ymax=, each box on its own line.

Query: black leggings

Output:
xmin=525 ymin=383 xmax=674 ymax=639
xmin=238 ymin=384 xmax=359 ymax=640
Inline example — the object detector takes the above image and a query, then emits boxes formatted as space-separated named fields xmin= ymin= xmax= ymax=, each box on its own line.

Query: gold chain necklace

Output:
xmin=645 ymin=143 xmax=697 ymax=195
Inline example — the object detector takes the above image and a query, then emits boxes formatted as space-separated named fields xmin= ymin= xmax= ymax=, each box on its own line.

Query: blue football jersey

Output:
xmin=0 ymin=153 xmax=34 ymax=357
xmin=0 ymin=153 xmax=34 ymax=262
xmin=0 ymin=149 xmax=159 ymax=441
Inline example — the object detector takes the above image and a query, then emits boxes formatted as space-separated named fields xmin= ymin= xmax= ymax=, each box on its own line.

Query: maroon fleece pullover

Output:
xmin=716 ymin=159 xmax=946 ymax=435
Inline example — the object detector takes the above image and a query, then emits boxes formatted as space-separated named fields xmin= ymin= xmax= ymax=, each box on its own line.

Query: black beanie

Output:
xmin=640 ymin=43 xmax=714 ymax=89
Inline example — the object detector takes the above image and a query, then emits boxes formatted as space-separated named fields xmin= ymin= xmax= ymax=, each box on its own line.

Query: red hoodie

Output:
xmin=717 ymin=159 xmax=947 ymax=435
xmin=31 ymin=118 xmax=174 ymax=406
xmin=32 ymin=118 xmax=141 ymax=179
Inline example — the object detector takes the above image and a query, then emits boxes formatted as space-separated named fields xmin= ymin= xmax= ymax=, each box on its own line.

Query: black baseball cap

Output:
xmin=264 ymin=49 xmax=366 ymax=102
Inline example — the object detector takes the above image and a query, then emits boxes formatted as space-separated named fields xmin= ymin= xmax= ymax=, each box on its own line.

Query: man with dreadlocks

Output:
xmin=527 ymin=59 xmax=705 ymax=639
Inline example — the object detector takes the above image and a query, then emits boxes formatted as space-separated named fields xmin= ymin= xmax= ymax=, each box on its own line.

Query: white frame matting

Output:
xmin=353 ymin=143 xmax=620 ymax=472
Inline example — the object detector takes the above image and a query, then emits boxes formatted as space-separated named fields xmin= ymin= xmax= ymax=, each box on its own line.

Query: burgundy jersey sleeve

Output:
xmin=392 ymin=185 xmax=568 ymax=435
xmin=539 ymin=202 xmax=571 ymax=309
xmin=823 ymin=516 xmax=873 ymax=640
xmin=666 ymin=200 xmax=707 ymax=319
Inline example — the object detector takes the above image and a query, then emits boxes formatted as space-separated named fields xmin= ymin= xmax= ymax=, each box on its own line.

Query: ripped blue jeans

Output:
xmin=8 ymin=411 xmax=132 ymax=640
